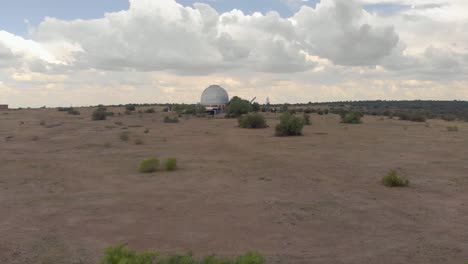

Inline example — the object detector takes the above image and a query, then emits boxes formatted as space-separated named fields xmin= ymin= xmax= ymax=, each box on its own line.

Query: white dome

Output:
xmin=200 ymin=85 xmax=229 ymax=105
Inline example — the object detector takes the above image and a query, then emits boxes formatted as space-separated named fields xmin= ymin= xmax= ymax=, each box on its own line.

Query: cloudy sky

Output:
xmin=0 ymin=0 xmax=467 ymax=107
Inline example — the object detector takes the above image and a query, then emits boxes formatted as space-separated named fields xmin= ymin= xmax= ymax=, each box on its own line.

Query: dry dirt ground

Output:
xmin=1 ymin=107 xmax=467 ymax=264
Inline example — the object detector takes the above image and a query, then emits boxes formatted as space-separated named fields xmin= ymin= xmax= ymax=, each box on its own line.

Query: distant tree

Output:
xmin=251 ymin=102 xmax=261 ymax=112
xmin=226 ymin=96 xmax=251 ymax=118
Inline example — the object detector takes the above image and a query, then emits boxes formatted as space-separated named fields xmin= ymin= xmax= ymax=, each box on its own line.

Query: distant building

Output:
xmin=200 ymin=85 xmax=229 ymax=114
xmin=0 ymin=105 xmax=8 ymax=110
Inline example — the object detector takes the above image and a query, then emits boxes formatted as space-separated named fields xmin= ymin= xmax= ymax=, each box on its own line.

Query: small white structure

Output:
xmin=200 ymin=85 xmax=229 ymax=114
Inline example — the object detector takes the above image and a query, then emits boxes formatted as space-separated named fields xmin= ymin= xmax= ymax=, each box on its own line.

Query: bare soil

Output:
xmin=1 ymin=108 xmax=467 ymax=264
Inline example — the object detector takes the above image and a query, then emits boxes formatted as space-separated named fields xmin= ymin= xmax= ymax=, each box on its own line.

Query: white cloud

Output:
xmin=0 ymin=0 xmax=467 ymax=107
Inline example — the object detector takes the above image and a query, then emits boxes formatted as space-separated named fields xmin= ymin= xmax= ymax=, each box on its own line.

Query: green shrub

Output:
xmin=382 ymin=170 xmax=409 ymax=187
xmin=302 ymin=113 xmax=311 ymax=125
xmin=99 ymin=244 xmax=157 ymax=264
xmin=164 ymin=158 xmax=177 ymax=171
xmin=341 ymin=111 xmax=362 ymax=124
xmin=139 ymin=158 xmax=160 ymax=173
xmin=92 ymin=108 xmax=107 ymax=121
xmin=57 ymin=107 xmax=73 ymax=112
xmin=251 ymin=102 xmax=261 ymax=112
xmin=447 ymin=126 xmax=459 ymax=132
xmin=119 ymin=132 xmax=130 ymax=141
xmin=398 ymin=112 xmax=426 ymax=122
xmin=275 ymin=113 xmax=304 ymax=137
xmin=238 ymin=113 xmax=267 ymax=129
xmin=126 ymin=104 xmax=136 ymax=111
xmin=67 ymin=108 xmax=80 ymax=115
xmin=441 ymin=115 xmax=456 ymax=122
xmin=99 ymin=244 xmax=264 ymax=264
xmin=226 ymin=96 xmax=251 ymax=118
xmin=164 ymin=116 xmax=179 ymax=123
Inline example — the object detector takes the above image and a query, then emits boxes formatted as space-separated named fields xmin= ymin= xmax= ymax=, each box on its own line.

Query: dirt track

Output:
xmin=1 ymin=108 xmax=467 ymax=263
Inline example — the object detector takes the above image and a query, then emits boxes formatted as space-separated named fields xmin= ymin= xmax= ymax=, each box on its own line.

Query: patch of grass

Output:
xmin=114 ymin=121 xmax=123 ymax=126
xmin=164 ymin=158 xmax=177 ymax=171
xmin=129 ymin=125 xmax=144 ymax=128
xmin=39 ymin=120 xmax=46 ymax=126
xmin=275 ymin=112 xmax=304 ymax=137
xmin=164 ymin=116 xmax=179 ymax=123
xmin=238 ymin=113 xmax=267 ymax=129
xmin=382 ymin=170 xmax=409 ymax=187
xmin=144 ymin=128 xmax=150 ymax=134
xmin=134 ymin=138 xmax=144 ymax=145
xmin=99 ymin=244 xmax=264 ymax=264
xmin=139 ymin=158 xmax=160 ymax=173
xmin=119 ymin=132 xmax=130 ymax=141
xmin=104 ymin=142 xmax=112 ymax=148
xmin=341 ymin=111 xmax=362 ymax=124
xmin=447 ymin=126 xmax=459 ymax=132
xmin=302 ymin=113 xmax=311 ymax=125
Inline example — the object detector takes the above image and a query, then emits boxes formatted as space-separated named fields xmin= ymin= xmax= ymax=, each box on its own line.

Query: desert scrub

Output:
xmin=164 ymin=158 xmax=177 ymax=171
xmin=92 ymin=107 xmax=108 ymax=121
xmin=382 ymin=170 xmax=409 ymax=187
xmin=145 ymin=108 xmax=156 ymax=113
xmin=119 ymin=132 xmax=130 ymax=141
xmin=139 ymin=158 xmax=160 ymax=173
xmin=67 ymin=108 xmax=80 ymax=115
xmin=134 ymin=138 xmax=144 ymax=145
xmin=144 ymin=128 xmax=150 ymax=134
xmin=447 ymin=126 xmax=459 ymax=132
xmin=303 ymin=113 xmax=311 ymax=125
xmin=164 ymin=116 xmax=179 ymax=123
xmin=275 ymin=112 xmax=304 ymax=137
xmin=238 ymin=113 xmax=267 ymax=128
xmin=341 ymin=111 xmax=362 ymax=124
xmin=99 ymin=244 xmax=265 ymax=264
xmin=125 ymin=104 xmax=136 ymax=111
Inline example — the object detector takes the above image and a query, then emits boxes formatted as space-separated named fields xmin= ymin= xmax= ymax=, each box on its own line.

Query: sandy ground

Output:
xmin=0 ymin=108 xmax=467 ymax=264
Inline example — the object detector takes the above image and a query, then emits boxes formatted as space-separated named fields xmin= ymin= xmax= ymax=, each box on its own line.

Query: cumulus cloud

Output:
xmin=0 ymin=0 xmax=468 ymax=107
xmin=23 ymin=0 xmax=400 ymax=73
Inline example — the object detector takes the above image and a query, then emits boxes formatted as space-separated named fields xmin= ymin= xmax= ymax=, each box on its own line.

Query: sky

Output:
xmin=0 ymin=0 xmax=467 ymax=107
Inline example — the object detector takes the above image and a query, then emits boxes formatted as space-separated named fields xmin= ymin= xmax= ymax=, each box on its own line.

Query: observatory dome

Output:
xmin=200 ymin=85 xmax=229 ymax=106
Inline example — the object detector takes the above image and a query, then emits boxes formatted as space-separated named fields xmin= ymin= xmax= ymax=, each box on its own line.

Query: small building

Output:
xmin=0 ymin=105 xmax=8 ymax=110
xmin=200 ymin=85 xmax=229 ymax=114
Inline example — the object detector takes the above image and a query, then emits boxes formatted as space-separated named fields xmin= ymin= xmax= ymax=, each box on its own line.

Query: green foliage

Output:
xmin=67 ymin=108 xmax=80 ymax=115
xmin=251 ymin=102 xmax=261 ymax=112
xmin=226 ymin=97 xmax=251 ymax=118
xmin=238 ymin=113 xmax=268 ymax=129
xmin=126 ymin=104 xmax=137 ymax=111
xmin=164 ymin=158 xmax=177 ymax=171
xmin=447 ymin=126 xmax=459 ymax=132
xmin=99 ymin=244 xmax=264 ymax=264
xmin=120 ymin=132 xmax=130 ymax=141
xmin=164 ymin=116 xmax=179 ymax=123
xmin=382 ymin=170 xmax=409 ymax=187
xmin=139 ymin=158 xmax=160 ymax=173
xmin=99 ymin=244 xmax=157 ymax=264
xmin=397 ymin=112 xmax=426 ymax=122
xmin=341 ymin=111 xmax=362 ymax=124
xmin=92 ymin=107 xmax=108 ymax=121
xmin=275 ymin=112 xmax=304 ymax=137
xmin=302 ymin=113 xmax=311 ymax=125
